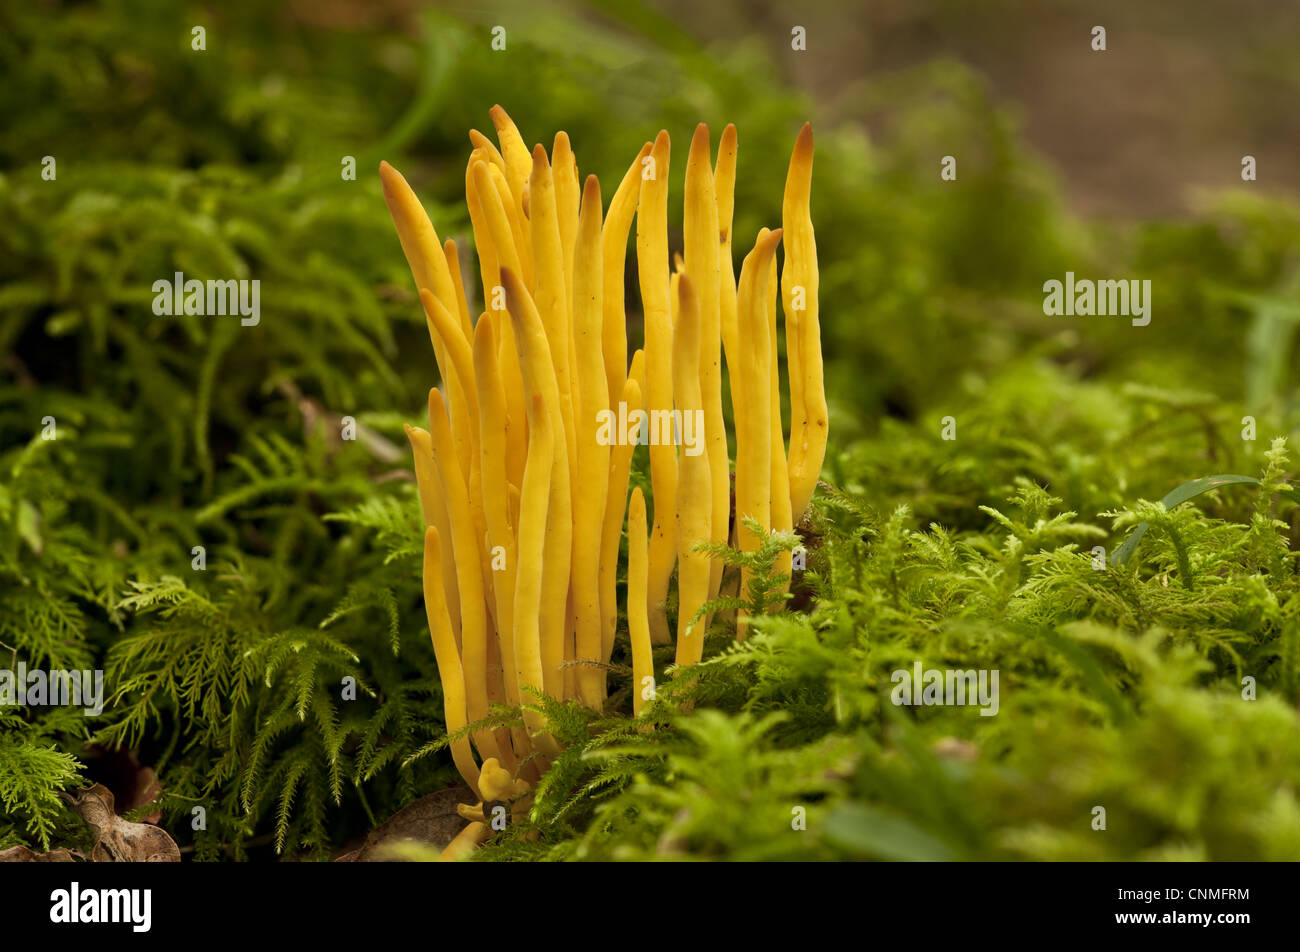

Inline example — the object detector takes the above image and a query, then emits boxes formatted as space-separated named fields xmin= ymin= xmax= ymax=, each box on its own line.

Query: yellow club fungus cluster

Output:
xmin=382 ymin=107 xmax=826 ymax=847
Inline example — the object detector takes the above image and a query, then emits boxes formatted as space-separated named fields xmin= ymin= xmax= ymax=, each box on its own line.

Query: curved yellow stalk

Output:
xmin=442 ymin=239 xmax=474 ymax=341
xmin=782 ymin=123 xmax=827 ymax=521
xmin=715 ymin=123 xmax=744 ymax=443
xmin=468 ymin=128 xmax=507 ymax=176
xmin=602 ymin=142 xmax=652 ymax=407
xmin=405 ymin=424 xmax=461 ymax=644
xmin=637 ymin=130 xmax=676 ymax=645
xmin=489 ymin=105 xmax=531 ymax=216
xmin=501 ymin=267 xmax=572 ymax=701
xmin=515 ymin=392 xmax=560 ymax=755
xmin=473 ymin=317 xmax=522 ymax=735
xmin=672 ymin=274 xmax=712 ymax=666
xmin=552 ymin=132 xmax=580 ymax=293
xmin=421 ymin=526 xmax=481 ymax=800
xmin=472 ymin=160 xmax=525 ymax=295
xmin=488 ymin=161 xmax=533 ymax=289
xmin=529 ymin=144 xmax=579 ymax=515
xmin=378 ymin=161 xmax=459 ymax=309
xmin=381 ymin=160 xmax=472 ymax=481
xmin=628 ymin=347 xmax=646 ymax=399
xmin=465 ymin=149 xmax=502 ymax=320
xmin=599 ymin=375 xmax=642 ymax=665
xmin=465 ymin=152 xmax=527 ymax=494
xmin=428 ymin=388 xmax=500 ymax=764
xmin=421 ymin=291 xmax=490 ymax=597
xmin=685 ymin=124 xmax=728 ymax=611
xmin=765 ymin=231 xmax=794 ymax=596
xmin=602 ymin=347 xmax=646 ymax=661
xmin=626 ymin=487 xmax=653 ymax=716
xmin=571 ymin=175 xmax=610 ymax=707
xmin=734 ymin=228 xmax=783 ymax=638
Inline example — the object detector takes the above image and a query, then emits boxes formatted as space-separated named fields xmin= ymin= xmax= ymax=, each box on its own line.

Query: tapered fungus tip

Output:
xmin=489 ymin=104 xmax=509 ymax=123
xmin=795 ymin=122 xmax=814 ymax=156
xmin=554 ymin=130 xmax=571 ymax=151
xmin=678 ymin=271 xmax=696 ymax=303
xmin=721 ymin=123 xmax=737 ymax=143
xmin=582 ymin=173 xmax=601 ymax=202
xmin=750 ymin=227 xmax=784 ymax=263
xmin=377 ymin=160 xmax=405 ymax=196
xmin=531 ymin=142 xmax=549 ymax=164
xmin=473 ymin=310 xmax=495 ymax=348
xmin=499 ymin=266 xmax=523 ymax=303
xmin=691 ymin=123 xmax=710 ymax=149
xmin=653 ymin=129 xmax=670 ymax=150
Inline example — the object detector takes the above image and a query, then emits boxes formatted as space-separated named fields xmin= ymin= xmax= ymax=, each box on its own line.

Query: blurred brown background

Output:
xmin=652 ymin=0 xmax=1300 ymax=216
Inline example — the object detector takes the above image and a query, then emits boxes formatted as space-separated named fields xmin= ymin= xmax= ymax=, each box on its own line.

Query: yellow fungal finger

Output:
xmin=672 ymin=274 xmax=712 ymax=667
xmin=602 ymin=142 xmax=652 ymax=407
xmin=379 ymin=161 xmax=459 ymax=309
xmin=765 ymin=230 xmax=794 ymax=597
xmin=715 ymin=123 xmax=744 ymax=453
xmin=443 ymin=239 xmax=474 ymax=341
xmin=382 ymin=160 xmax=472 ymax=481
xmin=685 ymin=123 xmax=729 ymax=613
xmin=514 ymin=391 xmax=560 ymax=754
xmin=626 ymin=487 xmax=653 ymax=716
xmin=734 ymin=228 xmax=783 ymax=638
xmin=468 ymin=128 xmax=507 ymax=175
xmin=428 ymin=388 xmax=500 ymax=765
xmin=488 ymin=161 xmax=533 ymax=289
xmin=465 ymin=153 xmax=527 ymax=494
xmin=489 ymin=105 xmax=532 ymax=216
xmin=529 ymin=144 xmax=579 ymax=517
xmin=421 ymin=526 xmax=481 ymax=799
xmin=782 ymin=123 xmax=827 ymax=522
xmin=552 ymin=131 xmax=580 ymax=295
xmin=466 ymin=149 xmax=502 ymax=304
xmin=473 ymin=318 xmax=523 ymax=735
xmin=405 ymin=424 xmax=461 ymax=643
xmin=628 ymin=347 xmax=646 ymax=398
xmin=637 ymin=130 xmax=677 ymax=646
xmin=473 ymin=160 xmax=526 ymax=297
xmin=421 ymin=290 xmax=491 ymax=605
xmin=599 ymin=375 xmax=642 ymax=665
xmin=501 ymin=267 xmax=572 ymax=703
xmin=571 ymin=174 xmax=610 ymax=708
xmin=482 ymin=609 xmax=516 ymax=772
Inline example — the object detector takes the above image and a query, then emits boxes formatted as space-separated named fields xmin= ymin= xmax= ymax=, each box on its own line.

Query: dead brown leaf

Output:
xmin=0 ymin=845 xmax=79 ymax=862
xmin=60 ymin=784 xmax=180 ymax=863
